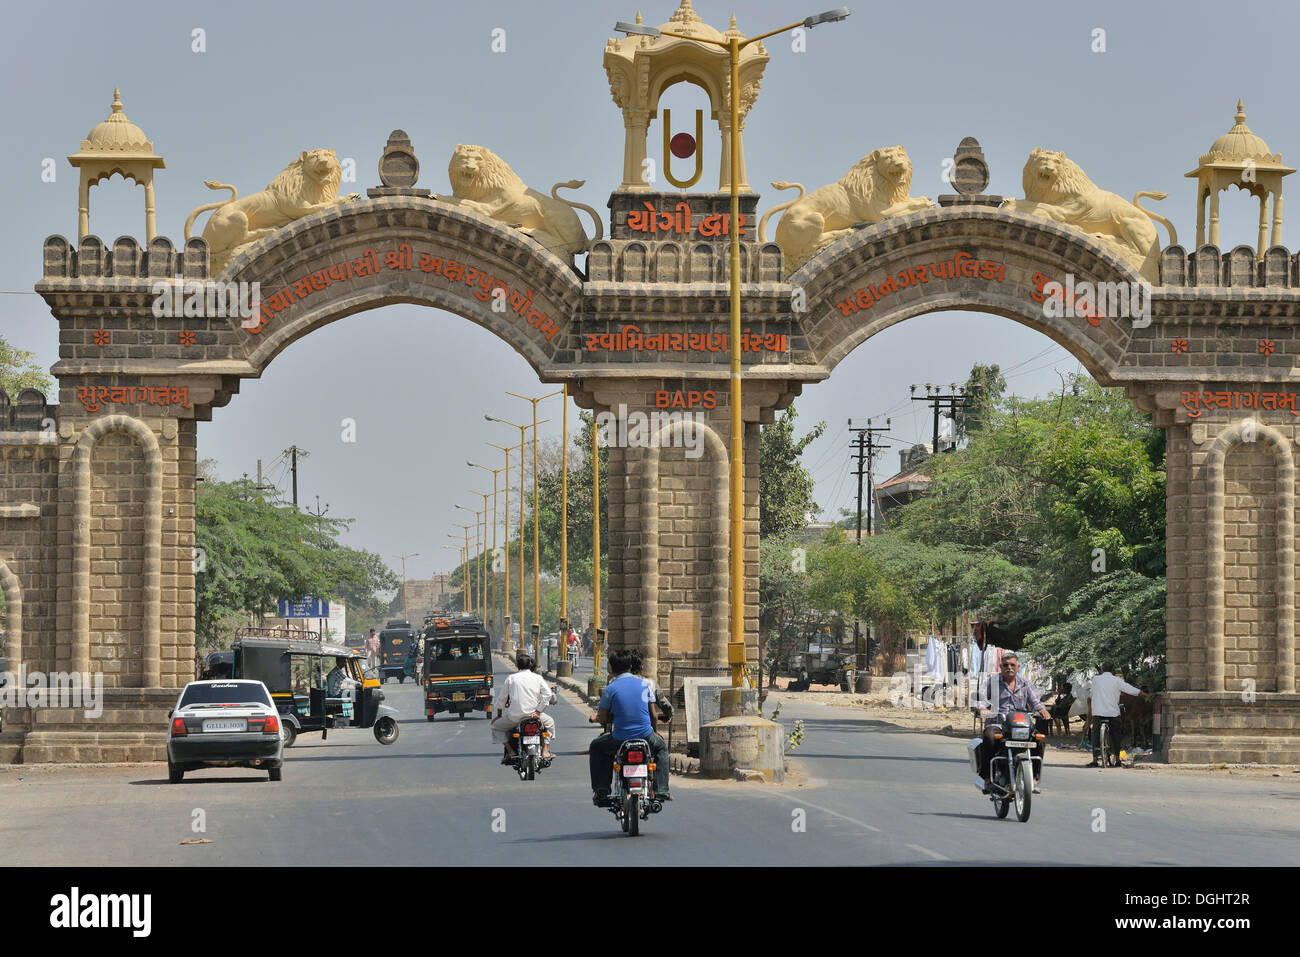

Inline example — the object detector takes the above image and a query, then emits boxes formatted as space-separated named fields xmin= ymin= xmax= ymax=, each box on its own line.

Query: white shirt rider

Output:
xmin=498 ymin=669 xmax=555 ymax=723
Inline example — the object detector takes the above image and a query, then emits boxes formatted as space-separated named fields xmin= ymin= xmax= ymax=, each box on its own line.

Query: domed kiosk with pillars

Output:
xmin=3 ymin=11 xmax=1300 ymax=766
xmin=66 ymin=89 xmax=166 ymax=243
xmin=1186 ymin=100 xmax=1294 ymax=258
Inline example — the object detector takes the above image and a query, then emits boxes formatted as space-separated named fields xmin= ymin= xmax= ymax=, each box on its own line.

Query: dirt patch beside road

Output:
xmin=763 ymin=684 xmax=1300 ymax=780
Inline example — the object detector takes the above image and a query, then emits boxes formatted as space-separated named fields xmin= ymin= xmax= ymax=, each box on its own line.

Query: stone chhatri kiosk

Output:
xmin=4 ymin=3 xmax=1300 ymax=764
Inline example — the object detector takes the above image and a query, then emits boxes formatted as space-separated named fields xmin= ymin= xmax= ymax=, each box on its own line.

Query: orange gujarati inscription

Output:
xmin=836 ymin=252 xmax=1008 ymax=317
xmin=1181 ymin=390 xmax=1298 ymax=418
xmin=245 ymin=246 xmax=560 ymax=341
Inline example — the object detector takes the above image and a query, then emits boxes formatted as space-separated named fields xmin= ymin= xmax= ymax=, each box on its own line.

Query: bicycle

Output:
xmin=1096 ymin=715 xmax=1121 ymax=768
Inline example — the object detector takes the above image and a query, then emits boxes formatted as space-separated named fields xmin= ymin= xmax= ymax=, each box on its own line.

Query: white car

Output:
xmin=167 ymin=679 xmax=285 ymax=783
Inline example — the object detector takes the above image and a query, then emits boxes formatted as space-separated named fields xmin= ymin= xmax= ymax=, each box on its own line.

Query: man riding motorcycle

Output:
xmin=491 ymin=653 xmax=556 ymax=763
xmin=974 ymin=651 xmax=1051 ymax=794
xmin=588 ymin=650 xmax=671 ymax=806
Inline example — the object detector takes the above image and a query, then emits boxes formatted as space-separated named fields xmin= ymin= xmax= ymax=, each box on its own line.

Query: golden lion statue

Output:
xmin=433 ymin=144 xmax=602 ymax=260
xmin=1002 ymin=148 xmax=1176 ymax=282
xmin=759 ymin=146 xmax=934 ymax=273
xmin=184 ymin=148 xmax=360 ymax=272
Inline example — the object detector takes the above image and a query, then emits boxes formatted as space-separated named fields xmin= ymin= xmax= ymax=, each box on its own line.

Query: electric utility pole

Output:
xmin=909 ymin=384 xmax=973 ymax=455
xmin=282 ymin=446 xmax=310 ymax=507
xmin=848 ymin=418 xmax=890 ymax=679
xmin=848 ymin=418 xmax=891 ymax=540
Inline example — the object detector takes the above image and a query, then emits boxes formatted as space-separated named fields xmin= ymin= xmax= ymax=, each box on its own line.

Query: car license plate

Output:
xmin=623 ymin=764 xmax=648 ymax=778
xmin=452 ymin=692 xmax=466 ymax=701
xmin=203 ymin=719 xmax=246 ymax=732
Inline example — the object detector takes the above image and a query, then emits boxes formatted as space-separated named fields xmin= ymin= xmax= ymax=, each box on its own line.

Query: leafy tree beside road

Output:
xmin=194 ymin=476 xmax=396 ymax=652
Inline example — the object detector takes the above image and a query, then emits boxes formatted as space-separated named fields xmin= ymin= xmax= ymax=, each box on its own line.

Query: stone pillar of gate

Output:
xmin=1146 ymin=384 xmax=1300 ymax=764
xmin=575 ymin=376 xmax=796 ymax=717
xmin=19 ymin=374 xmax=205 ymax=763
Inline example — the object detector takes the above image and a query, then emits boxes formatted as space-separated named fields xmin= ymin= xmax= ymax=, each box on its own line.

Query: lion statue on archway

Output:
xmin=1002 ymin=148 xmax=1176 ymax=282
xmin=433 ymin=144 xmax=602 ymax=261
xmin=759 ymin=146 xmax=934 ymax=273
xmin=185 ymin=148 xmax=360 ymax=272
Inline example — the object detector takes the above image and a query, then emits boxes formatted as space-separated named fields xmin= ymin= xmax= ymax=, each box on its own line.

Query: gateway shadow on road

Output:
xmin=505 ymin=830 xmax=659 ymax=844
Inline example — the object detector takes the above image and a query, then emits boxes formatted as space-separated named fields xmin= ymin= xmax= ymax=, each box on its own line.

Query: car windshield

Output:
xmin=178 ymin=682 xmax=272 ymax=708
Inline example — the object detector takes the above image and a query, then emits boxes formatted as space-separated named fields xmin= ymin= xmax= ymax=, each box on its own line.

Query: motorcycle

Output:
xmin=506 ymin=716 xmax=552 ymax=781
xmin=969 ymin=711 xmax=1043 ymax=822
xmin=605 ymin=738 xmax=663 ymax=836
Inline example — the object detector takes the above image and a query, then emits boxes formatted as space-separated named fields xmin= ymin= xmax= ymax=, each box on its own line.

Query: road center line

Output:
xmin=906 ymin=842 xmax=950 ymax=861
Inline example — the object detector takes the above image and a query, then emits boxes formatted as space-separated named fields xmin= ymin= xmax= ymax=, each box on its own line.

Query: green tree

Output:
xmin=0 ymin=336 xmax=53 ymax=397
xmin=759 ymin=403 xmax=826 ymax=536
xmin=194 ymin=478 xmax=395 ymax=652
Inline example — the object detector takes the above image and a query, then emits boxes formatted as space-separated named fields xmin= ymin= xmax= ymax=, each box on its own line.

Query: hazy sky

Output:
xmin=3 ymin=0 xmax=1295 ymax=581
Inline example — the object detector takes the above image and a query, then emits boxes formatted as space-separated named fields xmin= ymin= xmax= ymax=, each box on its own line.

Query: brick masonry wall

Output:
xmin=1222 ymin=442 xmax=1278 ymax=690
xmin=89 ymin=430 xmax=146 ymax=686
xmin=0 ymin=438 xmax=60 ymax=674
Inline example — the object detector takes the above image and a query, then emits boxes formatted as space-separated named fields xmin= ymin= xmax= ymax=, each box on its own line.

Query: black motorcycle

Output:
xmin=969 ymin=711 xmax=1043 ymax=822
xmin=605 ymin=738 xmax=663 ymax=836
xmin=505 ymin=716 xmax=552 ymax=781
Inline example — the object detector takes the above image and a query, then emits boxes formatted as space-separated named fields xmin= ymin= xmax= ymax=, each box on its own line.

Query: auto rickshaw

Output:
xmin=232 ymin=628 xmax=400 ymax=747
xmin=379 ymin=625 xmax=417 ymax=683
xmin=423 ymin=616 xmax=492 ymax=720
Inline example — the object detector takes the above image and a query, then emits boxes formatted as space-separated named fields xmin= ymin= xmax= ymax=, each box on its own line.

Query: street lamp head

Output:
xmin=805 ymin=7 xmax=851 ymax=28
xmin=614 ymin=20 xmax=661 ymax=37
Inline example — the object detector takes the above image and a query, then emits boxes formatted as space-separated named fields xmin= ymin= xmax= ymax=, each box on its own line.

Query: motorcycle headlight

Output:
xmin=1011 ymin=724 xmax=1030 ymax=740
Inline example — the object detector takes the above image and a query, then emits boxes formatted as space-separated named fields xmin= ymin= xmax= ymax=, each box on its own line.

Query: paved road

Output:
xmin=0 ymin=660 xmax=1296 ymax=866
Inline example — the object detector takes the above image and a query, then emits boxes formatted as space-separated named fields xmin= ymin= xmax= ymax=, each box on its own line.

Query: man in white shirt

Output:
xmin=1087 ymin=661 xmax=1144 ymax=766
xmin=491 ymin=653 xmax=556 ymax=762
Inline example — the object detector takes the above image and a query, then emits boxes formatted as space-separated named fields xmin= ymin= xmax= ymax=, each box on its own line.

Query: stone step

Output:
xmin=1166 ymin=734 xmax=1300 ymax=765
xmin=21 ymin=731 xmax=166 ymax=764
xmin=0 ymin=731 xmax=25 ymax=764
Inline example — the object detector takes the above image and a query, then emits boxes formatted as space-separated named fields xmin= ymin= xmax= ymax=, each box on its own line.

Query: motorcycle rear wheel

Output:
xmin=625 ymin=792 xmax=640 ymax=836
xmin=525 ymin=754 xmax=536 ymax=781
xmin=993 ymin=795 xmax=1010 ymax=818
xmin=1014 ymin=760 xmax=1032 ymax=822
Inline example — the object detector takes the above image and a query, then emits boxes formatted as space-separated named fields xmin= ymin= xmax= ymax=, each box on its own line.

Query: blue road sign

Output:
xmin=277 ymin=597 xmax=329 ymax=618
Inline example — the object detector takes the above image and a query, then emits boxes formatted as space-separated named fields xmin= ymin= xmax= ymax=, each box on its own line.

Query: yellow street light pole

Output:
xmin=470 ymin=462 xmax=505 ymax=641
xmin=507 ymin=390 xmax=562 ymax=659
xmin=452 ymin=525 xmax=472 ymax=612
xmin=470 ymin=491 xmax=492 ymax=623
xmin=486 ymin=442 xmax=513 ymax=649
xmin=442 ymin=545 xmax=464 ymax=613
xmin=592 ymin=412 xmax=602 ymax=680
xmin=486 ymin=415 xmax=548 ymax=653
xmin=454 ymin=506 xmax=483 ymax=620
xmin=394 ymin=552 xmax=419 ymax=622
xmin=615 ymin=7 xmax=850 ymax=693
xmin=561 ymin=384 xmax=569 ymax=628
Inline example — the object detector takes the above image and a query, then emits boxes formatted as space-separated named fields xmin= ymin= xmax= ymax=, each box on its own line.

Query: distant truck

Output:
xmin=787 ymin=642 xmax=851 ymax=691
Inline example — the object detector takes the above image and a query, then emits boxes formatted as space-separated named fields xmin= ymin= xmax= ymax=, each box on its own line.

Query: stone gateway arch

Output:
xmin=4 ymin=4 xmax=1300 ymax=765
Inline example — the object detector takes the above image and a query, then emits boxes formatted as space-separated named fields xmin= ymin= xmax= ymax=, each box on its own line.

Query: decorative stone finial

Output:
xmin=368 ymin=129 xmax=431 ymax=200
xmin=378 ymin=129 xmax=420 ymax=188
xmin=937 ymin=136 xmax=1001 ymax=208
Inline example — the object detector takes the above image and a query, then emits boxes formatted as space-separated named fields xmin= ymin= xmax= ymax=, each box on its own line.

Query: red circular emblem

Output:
xmin=669 ymin=132 xmax=696 ymax=159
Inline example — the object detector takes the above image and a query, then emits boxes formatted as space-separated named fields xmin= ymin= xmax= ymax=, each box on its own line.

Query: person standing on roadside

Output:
xmin=365 ymin=628 xmax=380 ymax=671
xmin=1087 ymin=661 xmax=1144 ymax=767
